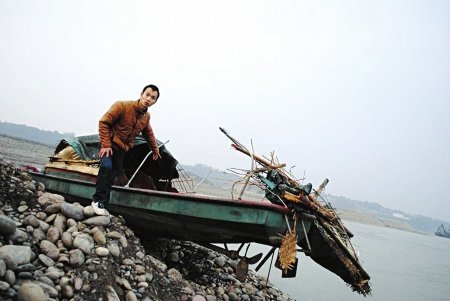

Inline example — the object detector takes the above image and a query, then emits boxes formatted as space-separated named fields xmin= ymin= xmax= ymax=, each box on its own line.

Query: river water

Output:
xmin=248 ymin=221 xmax=450 ymax=301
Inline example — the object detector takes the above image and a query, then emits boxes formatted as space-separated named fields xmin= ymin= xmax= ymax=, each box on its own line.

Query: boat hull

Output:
xmin=31 ymin=172 xmax=311 ymax=246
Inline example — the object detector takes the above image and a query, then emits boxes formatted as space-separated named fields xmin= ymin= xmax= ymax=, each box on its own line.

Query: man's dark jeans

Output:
xmin=93 ymin=147 xmax=126 ymax=207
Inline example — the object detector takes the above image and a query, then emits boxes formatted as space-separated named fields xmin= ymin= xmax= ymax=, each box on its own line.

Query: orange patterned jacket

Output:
xmin=98 ymin=100 xmax=159 ymax=154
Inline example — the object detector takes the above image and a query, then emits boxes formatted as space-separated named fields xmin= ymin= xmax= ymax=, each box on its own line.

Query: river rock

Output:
xmin=122 ymin=258 xmax=134 ymax=265
xmin=35 ymin=212 xmax=47 ymax=220
xmin=106 ymin=285 xmax=120 ymax=301
xmin=138 ymin=281 xmax=148 ymax=288
xmin=45 ymin=214 xmax=56 ymax=223
xmin=22 ymin=215 xmax=40 ymax=228
xmin=215 ymin=256 xmax=226 ymax=267
xmin=73 ymin=233 xmax=94 ymax=254
xmin=126 ymin=290 xmax=138 ymax=301
xmin=74 ymin=276 xmax=83 ymax=290
xmin=95 ymin=247 xmax=109 ymax=256
xmin=17 ymin=263 xmax=35 ymax=272
xmin=106 ymin=231 xmax=122 ymax=239
xmin=66 ymin=218 xmax=77 ymax=228
xmin=4 ymin=269 xmax=15 ymax=285
xmin=228 ymin=292 xmax=239 ymax=301
xmin=0 ymin=280 xmax=9 ymax=291
xmin=38 ymin=193 xmax=58 ymax=207
xmin=192 ymin=295 xmax=207 ymax=301
xmin=0 ymin=259 xmax=5 ymax=277
xmin=61 ymin=232 xmax=73 ymax=248
xmin=136 ymin=251 xmax=145 ymax=259
xmin=61 ymin=203 xmax=85 ymax=221
xmin=44 ymin=203 xmax=63 ymax=215
xmin=17 ymin=205 xmax=28 ymax=213
xmin=1 ymin=255 xmax=17 ymax=270
xmin=83 ymin=206 xmax=95 ymax=217
xmin=53 ymin=214 xmax=67 ymax=233
xmin=32 ymin=228 xmax=46 ymax=241
xmin=45 ymin=266 xmax=64 ymax=280
xmin=8 ymin=229 xmax=28 ymax=243
xmin=0 ymin=245 xmax=32 ymax=266
xmin=36 ymin=280 xmax=59 ymax=298
xmin=168 ymin=268 xmax=183 ymax=282
xmin=148 ymin=255 xmax=167 ymax=272
xmin=37 ymin=220 xmax=50 ymax=232
xmin=93 ymin=230 xmax=106 ymax=245
xmin=38 ymin=254 xmax=55 ymax=267
xmin=120 ymin=236 xmax=128 ymax=248
xmin=0 ymin=215 xmax=16 ymax=236
xmin=135 ymin=264 xmax=145 ymax=274
xmin=69 ymin=249 xmax=85 ymax=267
xmin=61 ymin=284 xmax=74 ymax=298
xmin=39 ymin=240 xmax=59 ymax=260
xmin=17 ymin=282 xmax=46 ymax=301
xmin=46 ymin=227 xmax=60 ymax=243
xmin=107 ymin=243 xmax=121 ymax=257
xmin=84 ymin=215 xmax=111 ymax=226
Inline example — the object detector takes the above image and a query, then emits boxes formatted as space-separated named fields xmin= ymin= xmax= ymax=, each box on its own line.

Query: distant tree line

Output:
xmin=0 ymin=121 xmax=74 ymax=146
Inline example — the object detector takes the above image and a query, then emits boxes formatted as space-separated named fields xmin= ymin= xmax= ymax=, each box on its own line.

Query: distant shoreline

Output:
xmin=339 ymin=209 xmax=432 ymax=235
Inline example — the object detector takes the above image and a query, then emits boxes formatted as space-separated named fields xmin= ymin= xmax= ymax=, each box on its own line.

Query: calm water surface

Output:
xmin=248 ymin=221 xmax=450 ymax=301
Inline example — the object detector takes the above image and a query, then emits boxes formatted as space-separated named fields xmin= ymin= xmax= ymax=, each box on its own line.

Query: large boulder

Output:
xmin=61 ymin=203 xmax=85 ymax=221
xmin=0 ymin=245 xmax=33 ymax=266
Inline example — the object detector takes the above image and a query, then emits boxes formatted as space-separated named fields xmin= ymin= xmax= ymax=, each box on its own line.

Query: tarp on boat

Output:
xmin=49 ymin=134 xmax=179 ymax=184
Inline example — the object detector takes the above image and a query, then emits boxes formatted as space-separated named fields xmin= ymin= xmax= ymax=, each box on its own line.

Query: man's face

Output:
xmin=140 ymin=88 xmax=158 ymax=108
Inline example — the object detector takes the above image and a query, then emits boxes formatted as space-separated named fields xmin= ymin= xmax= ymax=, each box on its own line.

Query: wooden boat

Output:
xmin=30 ymin=131 xmax=371 ymax=295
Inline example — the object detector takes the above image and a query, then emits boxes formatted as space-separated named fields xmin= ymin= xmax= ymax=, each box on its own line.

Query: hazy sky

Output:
xmin=1 ymin=1 xmax=449 ymax=221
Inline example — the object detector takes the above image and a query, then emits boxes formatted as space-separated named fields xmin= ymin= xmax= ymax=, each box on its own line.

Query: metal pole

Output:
xmin=125 ymin=140 xmax=169 ymax=188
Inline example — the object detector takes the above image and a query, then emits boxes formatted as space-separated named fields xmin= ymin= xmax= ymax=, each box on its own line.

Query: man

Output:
xmin=92 ymin=84 xmax=161 ymax=215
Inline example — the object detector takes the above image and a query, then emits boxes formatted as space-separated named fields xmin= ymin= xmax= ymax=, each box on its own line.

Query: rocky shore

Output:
xmin=0 ymin=157 xmax=294 ymax=301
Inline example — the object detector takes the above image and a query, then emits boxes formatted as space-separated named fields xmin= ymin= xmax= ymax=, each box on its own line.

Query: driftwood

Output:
xmin=220 ymin=127 xmax=334 ymax=220
xmin=220 ymin=127 xmax=371 ymax=295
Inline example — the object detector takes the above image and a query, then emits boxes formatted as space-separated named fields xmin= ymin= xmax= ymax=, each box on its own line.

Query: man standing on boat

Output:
xmin=92 ymin=84 xmax=161 ymax=215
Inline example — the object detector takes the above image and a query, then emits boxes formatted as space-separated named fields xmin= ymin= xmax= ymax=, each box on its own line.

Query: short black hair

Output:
xmin=141 ymin=84 xmax=160 ymax=100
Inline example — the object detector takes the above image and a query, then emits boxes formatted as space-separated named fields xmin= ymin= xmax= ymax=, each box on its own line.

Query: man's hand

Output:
xmin=152 ymin=150 xmax=160 ymax=160
xmin=99 ymin=147 xmax=113 ymax=157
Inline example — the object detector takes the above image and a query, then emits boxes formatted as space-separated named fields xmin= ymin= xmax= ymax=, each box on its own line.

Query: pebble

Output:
xmin=17 ymin=282 xmax=46 ymax=301
xmin=23 ymin=215 xmax=40 ymax=227
xmin=0 ymin=259 xmax=5 ymax=277
xmin=84 ymin=216 xmax=111 ymax=226
xmin=95 ymin=247 xmax=109 ymax=256
xmin=73 ymin=233 xmax=94 ymax=254
xmin=0 ymin=215 xmax=17 ymax=235
xmin=93 ymin=230 xmax=106 ymax=245
xmin=4 ymin=269 xmax=15 ymax=285
xmin=53 ymin=214 xmax=67 ymax=233
xmin=61 ymin=231 xmax=73 ymax=248
xmin=69 ymin=249 xmax=85 ymax=267
xmin=38 ymin=254 xmax=55 ymax=267
xmin=0 ymin=280 xmax=10 ymax=291
xmin=46 ymin=227 xmax=60 ymax=243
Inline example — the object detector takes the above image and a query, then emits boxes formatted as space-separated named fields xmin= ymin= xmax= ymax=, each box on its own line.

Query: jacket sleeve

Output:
xmin=141 ymin=119 xmax=159 ymax=153
xmin=98 ymin=101 xmax=122 ymax=148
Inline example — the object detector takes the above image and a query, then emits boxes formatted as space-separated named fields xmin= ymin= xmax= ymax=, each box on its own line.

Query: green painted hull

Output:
xmin=31 ymin=172 xmax=312 ymax=246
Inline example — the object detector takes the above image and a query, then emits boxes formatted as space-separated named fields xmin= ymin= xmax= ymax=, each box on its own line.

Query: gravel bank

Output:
xmin=0 ymin=157 xmax=294 ymax=301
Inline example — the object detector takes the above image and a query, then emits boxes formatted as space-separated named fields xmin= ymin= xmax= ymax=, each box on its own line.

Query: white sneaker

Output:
xmin=91 ymin=201 xmax=109 ymax=216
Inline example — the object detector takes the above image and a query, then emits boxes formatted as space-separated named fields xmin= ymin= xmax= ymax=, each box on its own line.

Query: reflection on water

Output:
xmin=243 ymin=221 xmax=450 ymax=301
